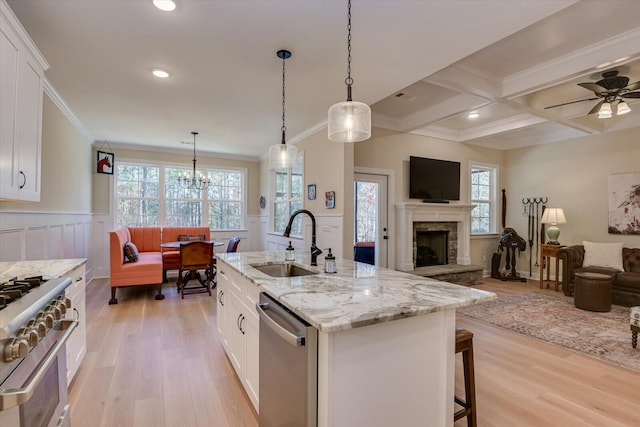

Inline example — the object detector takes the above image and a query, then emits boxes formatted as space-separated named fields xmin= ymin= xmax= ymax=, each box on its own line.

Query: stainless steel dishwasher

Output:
xmin=256 ymin=292 xmax=318 ymax=427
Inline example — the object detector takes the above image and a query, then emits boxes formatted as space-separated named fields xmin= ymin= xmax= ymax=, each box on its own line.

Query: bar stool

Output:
xmin=455 ymin=328 xmax=477 ymax=427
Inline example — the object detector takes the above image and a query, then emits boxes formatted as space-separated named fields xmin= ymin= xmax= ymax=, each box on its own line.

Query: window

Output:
xmin=208 ymin=170 xmax=243 ymax=230
xmin=470 ymin=164 xmax=498 ymax=235
xmin=272 ymin=163 xmax=303 ymax=236
xmin=115 ymin=164 xmax=160 ymax=228
xmin=115 ymin=161 xmax=245 ymax=230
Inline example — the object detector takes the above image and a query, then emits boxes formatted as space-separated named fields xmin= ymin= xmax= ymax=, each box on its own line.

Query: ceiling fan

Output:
xmin=544 ymin=70 xmax=640 ymax=117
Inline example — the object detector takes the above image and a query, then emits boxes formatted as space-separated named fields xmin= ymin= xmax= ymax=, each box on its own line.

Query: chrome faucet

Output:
xmin=283 ymin=209 xmax=323 ymax=266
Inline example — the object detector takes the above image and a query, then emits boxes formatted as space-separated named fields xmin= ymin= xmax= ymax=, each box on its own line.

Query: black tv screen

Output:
xmin=409 ymin=156 xmax=461 ymax=202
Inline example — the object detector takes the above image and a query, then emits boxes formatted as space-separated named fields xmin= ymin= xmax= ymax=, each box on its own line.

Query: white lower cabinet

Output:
xmin=216 ymin=259 xmax=259 ymax=411
xmin=64 ymin=264 xmax=87 ymax=386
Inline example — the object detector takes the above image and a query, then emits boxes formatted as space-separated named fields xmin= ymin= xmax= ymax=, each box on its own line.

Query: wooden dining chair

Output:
xmin=178 ymin=241 xmax=214 ymax=299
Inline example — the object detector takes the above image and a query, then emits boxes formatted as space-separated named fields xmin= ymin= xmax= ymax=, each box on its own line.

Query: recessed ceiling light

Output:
xmin=152 ymin=69 xmax=170 ymax=78
xmin=467 ymin=111 xmax=479 ymax=119
xmin=153 ymin=1 xmax=176 ymax=12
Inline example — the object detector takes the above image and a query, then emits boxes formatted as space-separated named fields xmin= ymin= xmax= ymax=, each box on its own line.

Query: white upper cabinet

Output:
xmin=0 ymin=0 xmax=49 ymax=201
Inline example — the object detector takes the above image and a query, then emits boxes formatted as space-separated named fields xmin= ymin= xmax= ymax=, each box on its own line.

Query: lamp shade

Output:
xmin=598 ymin=102 xmax=612 ymax=119
xmin=541 ymin=207 xmax=567 ymax=244
xmin=328 ymin=100 xmax=371 ymax=143
xmin=269 ymin=143 xmax=298 ymax=169
xmin=540 ymin=208 xmax=567 ymax=225
xmin=617 ymin=100 xmax=631 ymax=115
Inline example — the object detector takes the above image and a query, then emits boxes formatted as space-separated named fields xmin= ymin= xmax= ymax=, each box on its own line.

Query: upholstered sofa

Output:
xmin=109 ymin=227 xmax=164 ymax=304
xmin=557 ymin=245 xmax=640 ymax=306
xmin=161 ymin=227 xmax=211 ymax=282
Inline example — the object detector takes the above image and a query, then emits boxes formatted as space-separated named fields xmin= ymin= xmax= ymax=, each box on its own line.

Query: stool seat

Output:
xmin=454 ymin=328 xmax=476 ymax=427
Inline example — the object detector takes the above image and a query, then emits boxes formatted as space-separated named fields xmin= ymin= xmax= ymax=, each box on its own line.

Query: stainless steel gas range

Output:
xmin=0 ymin=275 xmax=77 ymax=427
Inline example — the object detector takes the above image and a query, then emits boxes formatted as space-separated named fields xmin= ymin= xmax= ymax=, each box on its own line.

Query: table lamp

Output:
xmin=540 ymin=207 xmax=567 ymax=245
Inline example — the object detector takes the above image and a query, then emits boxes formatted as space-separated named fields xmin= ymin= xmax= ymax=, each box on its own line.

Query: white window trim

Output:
xmin=269 ymin=155 xmax=304 ymax=236
xmin=113 ymin=157 xmax=248 ymax=230
xmin=469 ymin=161 xmax=499 ymax=235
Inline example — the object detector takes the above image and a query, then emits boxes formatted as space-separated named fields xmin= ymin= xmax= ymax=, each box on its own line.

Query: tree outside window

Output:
xmin=273 ymin=164 xmax=303 ymax=236
xmin=115 ymin=162 xmax=245 ymax=230
xmin=471 ymin=164 xmax=497 ymax=234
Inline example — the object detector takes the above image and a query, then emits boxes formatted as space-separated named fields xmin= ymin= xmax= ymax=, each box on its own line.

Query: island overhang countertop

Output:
xmin=217 ymin=251 xmax=496 ymax=333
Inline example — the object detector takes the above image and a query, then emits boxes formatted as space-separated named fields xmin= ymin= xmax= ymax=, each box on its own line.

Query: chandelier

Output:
xmin=177 ymin=131 xmax=211 ymax=191
xmin=327 ymin=0 xmax=371 ymax=143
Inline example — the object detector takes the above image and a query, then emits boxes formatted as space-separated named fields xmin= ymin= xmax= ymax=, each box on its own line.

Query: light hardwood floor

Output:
xmin=70 ymin=278 xmax=639 ymax=427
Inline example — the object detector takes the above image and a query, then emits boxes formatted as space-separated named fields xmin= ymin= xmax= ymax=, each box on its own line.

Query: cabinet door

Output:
xmin=0 ymin=23 xmax=19 ymax=199
xmin=244 ymin=309 xmax=259 ymax=410
xmin=229 ymin=293 xmax=247 ymax=378
xmin=216 ymin=280 xmax=228 ymax=347
xmin=14 ymin=53 xmax=42 ymax=201
xmin=66 ymin=285 xmax=86 ymax=385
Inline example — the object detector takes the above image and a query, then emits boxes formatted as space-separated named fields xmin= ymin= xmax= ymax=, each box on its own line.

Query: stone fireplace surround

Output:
xmin=396 ymin=203 xmax=474 ymax=272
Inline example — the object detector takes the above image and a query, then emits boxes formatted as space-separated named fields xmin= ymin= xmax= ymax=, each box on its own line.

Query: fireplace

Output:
xmin=413 ymin=221 xmax=457 ymax=267
xmin=415 ymin=230 xmax=448 ymax=267
xmin=395 ymin=203 xmax=474 ymax=272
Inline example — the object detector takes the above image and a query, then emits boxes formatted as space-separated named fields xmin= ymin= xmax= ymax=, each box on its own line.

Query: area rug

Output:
xmin=457 ymin=293 xmax=639 ymax=373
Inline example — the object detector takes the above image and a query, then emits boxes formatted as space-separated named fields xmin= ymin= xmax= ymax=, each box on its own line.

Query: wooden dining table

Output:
xmin=160 ymin=240 xmax=225 ymax=249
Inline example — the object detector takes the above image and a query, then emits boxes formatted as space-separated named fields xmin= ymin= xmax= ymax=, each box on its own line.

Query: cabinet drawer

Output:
xmin=65 ymin=265 xmax=85 ymax=297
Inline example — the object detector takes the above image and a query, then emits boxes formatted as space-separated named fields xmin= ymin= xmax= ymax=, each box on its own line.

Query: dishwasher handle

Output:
xmin=256 ymin=302 xmax=306 ymax=347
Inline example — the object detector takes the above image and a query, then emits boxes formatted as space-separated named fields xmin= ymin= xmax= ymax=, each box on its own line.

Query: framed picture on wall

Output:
xmin=308 ymin=184 xmax=316 ymax=200
xmin=325 ymin=191 xmax=335 ymax=209
xmin=97 ymin=151 xmax=114 ymax=175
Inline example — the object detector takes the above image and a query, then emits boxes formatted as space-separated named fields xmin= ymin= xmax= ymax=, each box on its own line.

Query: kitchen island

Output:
xmin=216 ymin=251 xmax=495 ymax=427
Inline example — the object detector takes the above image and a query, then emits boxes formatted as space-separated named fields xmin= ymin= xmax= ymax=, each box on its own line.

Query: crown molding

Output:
xmin=43 ymin=78 xmax=93 ymax=142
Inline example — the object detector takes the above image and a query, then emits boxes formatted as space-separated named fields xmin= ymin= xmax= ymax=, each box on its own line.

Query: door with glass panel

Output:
xmin=354 ymin=173 xmax=388 ymax=268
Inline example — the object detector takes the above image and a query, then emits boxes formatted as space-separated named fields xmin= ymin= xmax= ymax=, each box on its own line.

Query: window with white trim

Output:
xmin=272 ymin=163 xmax=303 ymax=236
xmin=115 ymin=161 xmax=245 ymax=230
xmin=470 ymin=164 xmax=498 ymax=235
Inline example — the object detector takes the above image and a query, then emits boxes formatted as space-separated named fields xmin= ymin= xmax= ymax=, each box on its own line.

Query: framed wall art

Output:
xmin=97 ymin=150 xmax=114 ymax=175
xmin=308 ymin=184 xmax=316 ymax=200
xmin=608 ymin=172 xmax=640 ymax=235
xmin=325 ymin=191 xmax=335 ymax=209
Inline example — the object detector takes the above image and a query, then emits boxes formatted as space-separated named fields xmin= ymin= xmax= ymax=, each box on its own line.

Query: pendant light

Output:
xmin=177 ymin=131 xmax=211 ymax=191
xmin=328 ymin=0 xmax=371 ymax=143
xmin=269 ymin=50 xmax=298 ymax=169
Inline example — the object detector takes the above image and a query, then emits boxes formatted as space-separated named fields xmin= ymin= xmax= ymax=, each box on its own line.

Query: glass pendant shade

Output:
xmin=617 ymin=100 xmax=631 ymax=115
xmin=269 ymin=143 xmax=298 ymax=169
xmin=328 ymin=100 xmax=371 ymax=143
xmin=598 ymin=102 xmax=612 ymax=118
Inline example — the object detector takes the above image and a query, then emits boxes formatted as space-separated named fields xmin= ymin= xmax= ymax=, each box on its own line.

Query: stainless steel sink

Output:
xmin=251 ymin=262 xmax=318 ymax=278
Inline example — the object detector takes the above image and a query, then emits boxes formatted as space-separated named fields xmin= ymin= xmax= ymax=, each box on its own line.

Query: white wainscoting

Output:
xmin=0 ymin=211 xmax=92 ymax=279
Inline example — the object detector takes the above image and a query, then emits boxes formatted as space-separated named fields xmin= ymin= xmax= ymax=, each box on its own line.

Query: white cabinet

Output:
xmin=216 ymin=259 xmax=260 ymax=411
xmin=0 ymin=1 xmax=48 ymax=201
xmin=64 ymin=264 xmax=86 ymax=386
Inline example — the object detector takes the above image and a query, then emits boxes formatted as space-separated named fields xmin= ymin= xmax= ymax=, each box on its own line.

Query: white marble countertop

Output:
xmin=218 ymin=251 xmax=495 ymax=333
xmin=0 ymin=258 xmax=86 ymax=284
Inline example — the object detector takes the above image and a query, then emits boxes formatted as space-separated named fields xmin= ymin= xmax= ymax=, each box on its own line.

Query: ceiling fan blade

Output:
xmin=621 ymin=92 xmax=640 ymax=98
xmin=622 ymin=81 xmax=640 ymax=92
xmin=544 ymin=97 xmax=599 ymax=109
xmin=578 ymin=82 xmax=608 ymax=94
xmin=587 ymin=100 xmax=605 ymax=115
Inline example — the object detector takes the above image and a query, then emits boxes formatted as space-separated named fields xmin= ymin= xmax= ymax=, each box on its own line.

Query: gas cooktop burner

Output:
xmin=0 ymin=276 xmax=45 ymax=311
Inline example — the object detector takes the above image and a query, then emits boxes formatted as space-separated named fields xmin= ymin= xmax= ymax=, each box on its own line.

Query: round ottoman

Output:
xmin=574 ymin=272 xmax=613 ymax=312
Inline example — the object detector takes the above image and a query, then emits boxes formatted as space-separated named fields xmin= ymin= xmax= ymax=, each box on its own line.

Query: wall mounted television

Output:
xmin=409 ymin=156 xmax=461 ymax=203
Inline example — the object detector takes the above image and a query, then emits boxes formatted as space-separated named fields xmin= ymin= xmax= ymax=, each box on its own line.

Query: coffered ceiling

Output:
xmin=6 ymin=0 xmax=640 ymax=158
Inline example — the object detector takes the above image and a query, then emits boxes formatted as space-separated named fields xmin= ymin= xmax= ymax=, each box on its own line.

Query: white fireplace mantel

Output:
xmin=395 ymin=203 xmax=475 ymax=271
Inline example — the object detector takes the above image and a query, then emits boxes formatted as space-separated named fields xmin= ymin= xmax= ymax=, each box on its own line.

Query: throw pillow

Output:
xmin=123 ymin=241 xmax=140 ymax=263
xmin=177 ymin=234 xmax=206 ymax=241
xmin=582 ymin=241 xmax=623 ymax=271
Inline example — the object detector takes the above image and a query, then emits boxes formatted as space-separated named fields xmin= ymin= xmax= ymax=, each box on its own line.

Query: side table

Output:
xmin=540 ymin=244 xmax=564 ymax=291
